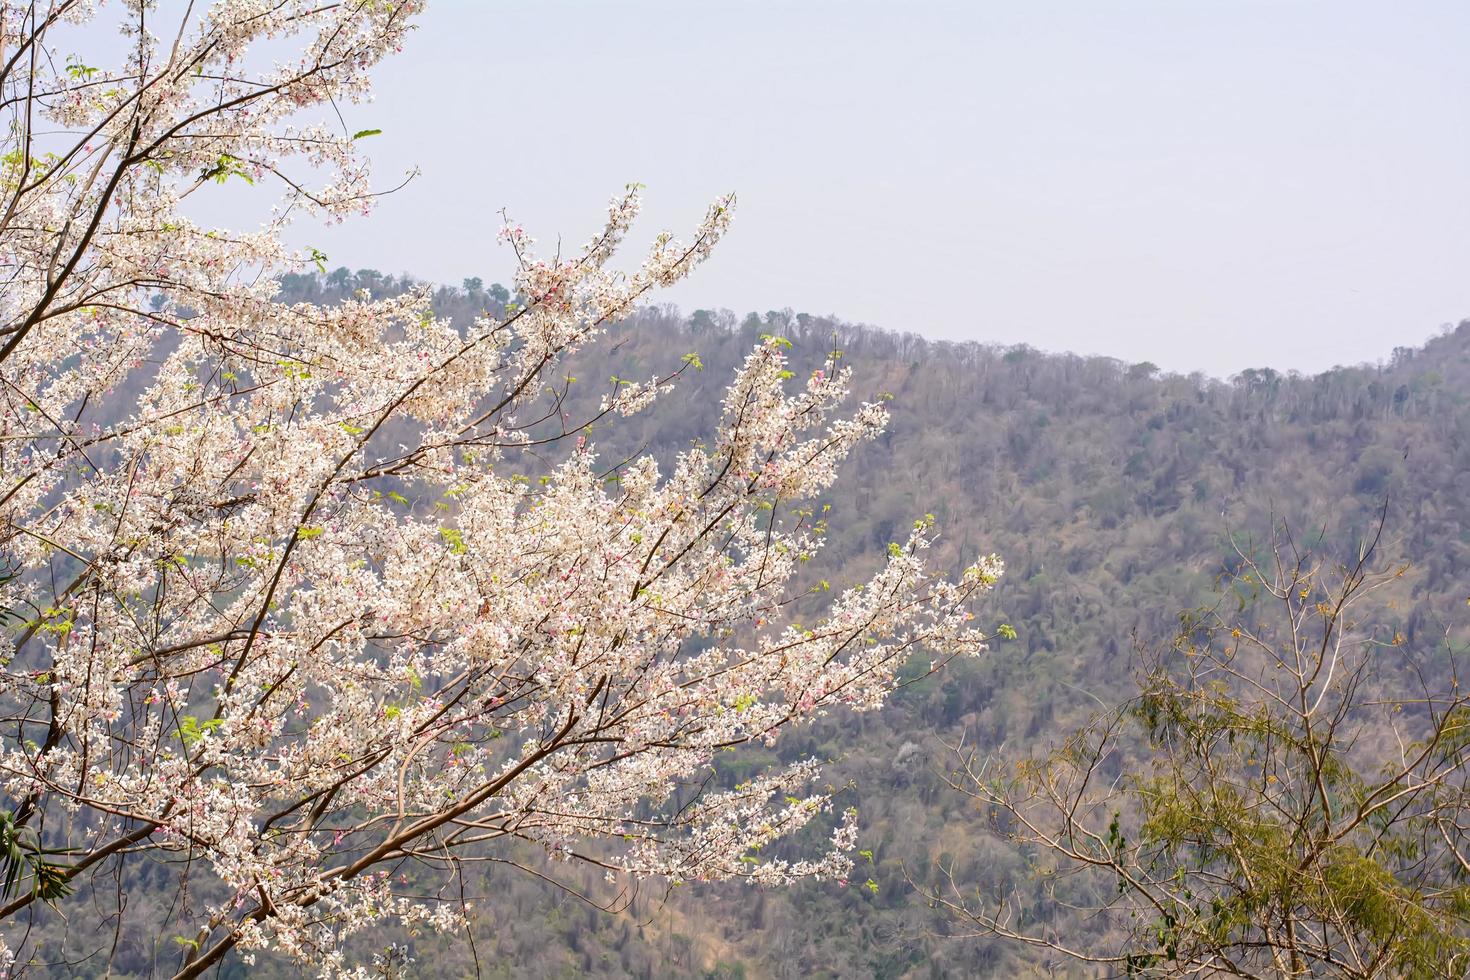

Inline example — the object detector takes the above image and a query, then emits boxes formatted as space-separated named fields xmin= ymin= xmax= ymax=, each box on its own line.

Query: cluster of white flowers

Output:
xmin=0 ymin=2 xmax=1002 ymax=975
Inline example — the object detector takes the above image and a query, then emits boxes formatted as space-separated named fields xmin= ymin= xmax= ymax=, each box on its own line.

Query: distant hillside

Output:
xmin=259 ymin=270 xmax=1470 ymax=978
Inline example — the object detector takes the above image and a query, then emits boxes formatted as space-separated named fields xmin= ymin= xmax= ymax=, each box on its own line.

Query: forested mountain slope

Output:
xmin=255 ymin=273 xmax=1470 ymax=978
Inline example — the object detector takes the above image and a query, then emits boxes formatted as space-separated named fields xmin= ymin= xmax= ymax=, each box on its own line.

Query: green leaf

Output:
xmin=201 ymin=153 xmax=253 ymax=185
xmin=438 ymin=527 xmax=467 ymax=555
xmin=352 ymin=129 xmax=383 ymax=140
xmin=177 ymin=715 xmax=223 ymax=747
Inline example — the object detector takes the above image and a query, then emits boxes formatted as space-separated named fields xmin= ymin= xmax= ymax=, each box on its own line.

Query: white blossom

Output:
xmin=0 ymin=3 xmax=1001 ymax=974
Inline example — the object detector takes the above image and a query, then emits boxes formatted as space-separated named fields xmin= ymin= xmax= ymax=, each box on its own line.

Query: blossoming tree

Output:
xmin=0 ymin=2 xmax=1002 ymax=975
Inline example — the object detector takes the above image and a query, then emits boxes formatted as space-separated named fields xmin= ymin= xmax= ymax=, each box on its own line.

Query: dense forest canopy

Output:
xmin=147 ymin=266 xmax=1457 ymax=979
xmin=7 ymin=255 xmax=1467 ymax=977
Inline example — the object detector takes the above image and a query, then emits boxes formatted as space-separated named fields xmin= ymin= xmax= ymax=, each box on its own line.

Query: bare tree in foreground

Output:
xmin=929 ymin=516 xmax=1470 ymax=977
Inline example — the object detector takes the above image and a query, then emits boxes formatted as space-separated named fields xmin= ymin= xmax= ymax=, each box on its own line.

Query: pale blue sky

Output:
xmin=264 ymin=1 xmax=1470 ymax=375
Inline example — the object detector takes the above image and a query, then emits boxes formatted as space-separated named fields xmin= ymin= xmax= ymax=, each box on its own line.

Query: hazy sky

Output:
xmin=260 ymin=0 xmax=1470 ymax=375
